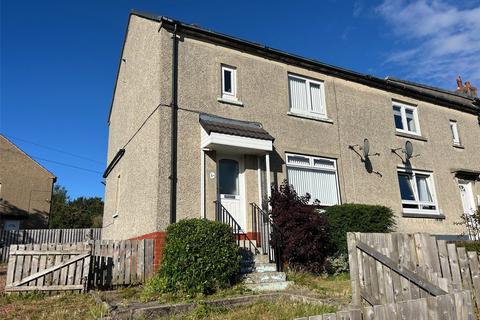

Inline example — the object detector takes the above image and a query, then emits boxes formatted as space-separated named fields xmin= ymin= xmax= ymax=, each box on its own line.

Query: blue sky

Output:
xmin=1 ymin=0 xmax=479 ymax=199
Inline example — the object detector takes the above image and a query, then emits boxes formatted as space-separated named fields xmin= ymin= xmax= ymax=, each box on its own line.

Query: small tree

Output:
xmin=269 ymin=180 xmax=331 ymax=274
xmin=49 ymin=185 xmax=104 ymax=228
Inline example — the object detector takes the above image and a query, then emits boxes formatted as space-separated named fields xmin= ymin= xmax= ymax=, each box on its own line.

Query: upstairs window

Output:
xmin=449 ymin=120 xmax=461 ymax=146
xmin=288 ymin=74 xmax=326 ymax=118
xmin=397 ymin=169 xmax=438 ymax=214
xmin=392 ymin=101 xmax=420 ymax=135
xmin=221 ymin=65 xmax=236 ymax=100
xmin=286 ymin=153 xmax=339 ymax=206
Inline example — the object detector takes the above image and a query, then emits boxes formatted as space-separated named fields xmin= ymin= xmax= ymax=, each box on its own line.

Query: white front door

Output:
xmin=218 ymin=155 xmax=246 ymax=231
xmin=459 ymin=180 xmax=476 ymax=215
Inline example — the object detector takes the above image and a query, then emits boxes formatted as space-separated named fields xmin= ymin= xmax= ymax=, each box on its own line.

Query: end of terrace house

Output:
xmin=101 ymin=11 xmax=480 ymax=266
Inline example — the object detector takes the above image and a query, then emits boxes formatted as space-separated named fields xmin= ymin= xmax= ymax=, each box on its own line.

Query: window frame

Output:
xmin=392 ymin=101 xmax=421 ymax=136
xmin=288 ymin=73 xmax=327 ymax=119
xmin=285 ymin=153 xmax=340 ymax=206
xmin=397 ymin=168 xmax=439 ymax=215
xmin=221 ymin=65 xmax=237 ymax=100
xmin=449 ymin=120 xmax=461 ymax=146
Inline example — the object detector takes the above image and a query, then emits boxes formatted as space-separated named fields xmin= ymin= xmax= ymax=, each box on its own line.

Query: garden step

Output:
xmin=254 ymin=262 xmax=277 ymax=272
xmin=243 ymin=271 xmax=286 ymax=284
xmin=254 ymin=254 xmax=270 ymax=264
xmin=245 ymin=281 xmax=293 ymax=292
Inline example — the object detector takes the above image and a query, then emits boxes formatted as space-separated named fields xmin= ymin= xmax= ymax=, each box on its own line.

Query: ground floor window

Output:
xmin=397 ymin=168 xmax=438 ymax=214
xmin=286 ymin=153 xmax=340 ymax=206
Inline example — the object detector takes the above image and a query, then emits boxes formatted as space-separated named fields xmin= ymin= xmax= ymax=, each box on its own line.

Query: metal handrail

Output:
xmin=250 ymin=202 xmax=283 ymax=271
xmin=214 ymin=201 xmax=259 ymax=255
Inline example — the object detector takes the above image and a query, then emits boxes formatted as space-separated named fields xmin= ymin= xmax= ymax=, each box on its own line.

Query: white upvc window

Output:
xmin=392 ymin=101 xmax=421 ymax=135
xmin=449 ymin=120 xmax=461 ymax=145
xmin=397 ymin=168 xmax=439 ymax=215
xmin=288 ymin=74 xmax=327 ymax=118
xmin=221 ymin=65 xmax=237 ymax=100
xmin=286 ymin=153 xmax=340 ymax=206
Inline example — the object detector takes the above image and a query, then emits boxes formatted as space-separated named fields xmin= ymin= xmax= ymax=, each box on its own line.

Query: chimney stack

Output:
xmin=455 ymin=76 xmax=478 ymax=97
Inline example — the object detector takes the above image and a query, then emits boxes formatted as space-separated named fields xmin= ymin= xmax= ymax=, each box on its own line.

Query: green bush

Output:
xmin=148 ymin=218 xmax=241 ymax=295
xmin=455 ymin=241 xmax=480 ymax=253
xmin=324 ymin=203 xmax=396 ymax=254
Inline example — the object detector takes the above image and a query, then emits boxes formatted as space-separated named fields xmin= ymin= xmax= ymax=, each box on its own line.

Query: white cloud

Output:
xmin=353 ymin=1 xmax=364 ymax=16
xmin=376 ymin=0 xmax=480 ymax=90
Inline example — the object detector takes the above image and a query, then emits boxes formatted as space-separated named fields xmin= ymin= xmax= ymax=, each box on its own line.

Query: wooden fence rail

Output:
xmin=0 ymin=228 xmax=102 ymax=262
xmin=89 ymin=239 xmax=155 ymax=288
xmin=4 ymin=239 xmax=155 ymax=293
xmin=297 ymin=290 xmax=474 ymax=320
xmin=5 ymin=243 xmax=92 ymax=293
xmin=347 ymin=232 xmax=480 ymax=315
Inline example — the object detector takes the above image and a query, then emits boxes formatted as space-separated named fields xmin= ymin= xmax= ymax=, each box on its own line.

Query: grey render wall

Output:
xmin=165 ymin=29 xmax=480 ymax=235
xmin=105 ymin=15 xmax=480 ymax=238
xmin=0 ymin=135 xmax=55 ymax=229
xmin=103 ymin=15 xmax=167 ymax=240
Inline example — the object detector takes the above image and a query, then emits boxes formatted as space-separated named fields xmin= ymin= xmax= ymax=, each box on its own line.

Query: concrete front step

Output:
xmin=244 ymin=271 xmax=286 ymax=284
xmin=255 ymin=262 xmax=277 ymax=272
xmin=245 ymin=281 xmax=293 ymax=292
xmin=254 ymin=254 xmax=270 ymax=264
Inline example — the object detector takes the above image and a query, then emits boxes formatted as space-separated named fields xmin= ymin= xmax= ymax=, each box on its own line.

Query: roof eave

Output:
xmin=122 ymin=11 xmax=478 ymax=117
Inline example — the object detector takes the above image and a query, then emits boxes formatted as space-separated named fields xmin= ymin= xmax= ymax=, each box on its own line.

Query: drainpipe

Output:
xmin=169 ymin=23 xmax=179 ymax=224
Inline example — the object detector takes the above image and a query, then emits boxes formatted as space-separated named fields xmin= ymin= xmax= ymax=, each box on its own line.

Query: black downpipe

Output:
xmin=169 ymin=24 xmax=179 ymax=225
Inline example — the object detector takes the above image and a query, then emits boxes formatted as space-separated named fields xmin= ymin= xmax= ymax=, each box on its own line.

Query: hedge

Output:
xmin=324 ymin=203 xmax=396 ymax=254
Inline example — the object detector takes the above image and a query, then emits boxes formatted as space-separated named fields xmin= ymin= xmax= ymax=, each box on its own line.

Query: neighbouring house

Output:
xmin=103 ymin=11 xmax=480 ymax=254
xmin=0 ymin=135 xmax=56 ymax=230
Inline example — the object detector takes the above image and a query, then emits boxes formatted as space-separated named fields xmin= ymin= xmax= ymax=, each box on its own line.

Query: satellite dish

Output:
xmin=405 ymin=141 xmax=414 ymax=159
xmin=363 ymin=138 xmax=370 ymax=158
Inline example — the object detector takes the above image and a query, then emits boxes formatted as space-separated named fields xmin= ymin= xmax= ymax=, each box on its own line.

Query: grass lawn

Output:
xmin=0 ymin=292 xmax=107 ymax=320
xmin=287 ymin=272 xmax=351 ymax=304
xmin=163 ymin=299 xmax=336 ymax=320
xmin=0 ymin=272 xmax=351 ymax=319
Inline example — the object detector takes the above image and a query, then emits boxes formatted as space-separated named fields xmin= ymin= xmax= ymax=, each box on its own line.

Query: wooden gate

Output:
xmin=5 ymin=243 xmax=91 ymax=293
xmin=347 ymin=232 xmax=477 ymax=317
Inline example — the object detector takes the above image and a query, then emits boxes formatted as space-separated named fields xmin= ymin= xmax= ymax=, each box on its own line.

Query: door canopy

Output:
xmin=200 ymin=113 xmax=273 ymax=154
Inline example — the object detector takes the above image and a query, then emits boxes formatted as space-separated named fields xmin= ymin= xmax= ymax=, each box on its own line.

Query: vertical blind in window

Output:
xmin=288 ymin=75 xmax=325 ymax=116
xmin=286 ymin=154 xmax=339 ymax=206
xmin=289 ymin=76 xmax=309 ymax=113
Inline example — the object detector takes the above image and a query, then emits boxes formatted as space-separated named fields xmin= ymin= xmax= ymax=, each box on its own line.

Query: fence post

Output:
xmin=347 ymin=232 xmax=361 ymax=307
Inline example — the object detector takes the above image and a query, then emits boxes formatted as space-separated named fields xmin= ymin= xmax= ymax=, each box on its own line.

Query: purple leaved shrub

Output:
xmin=269 ymin=180 xmax=332 ymax=274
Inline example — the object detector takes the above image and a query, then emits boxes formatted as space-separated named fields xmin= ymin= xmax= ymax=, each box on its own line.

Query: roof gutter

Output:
xmin=135 ymin=12 xmax=478 ymax=115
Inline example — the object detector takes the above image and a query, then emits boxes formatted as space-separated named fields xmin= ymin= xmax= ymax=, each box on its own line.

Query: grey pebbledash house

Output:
xmin=102 ymin=11 xmax=480 ymax=263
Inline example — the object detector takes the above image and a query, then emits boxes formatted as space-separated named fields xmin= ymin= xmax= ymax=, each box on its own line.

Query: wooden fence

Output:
xmin=5 ymin=243 xmax=91 ymax=293
xmin=297 ymin=290 xmax=473 ymax=319
xmin=89 ymin=239 xmax=155 ymax=288
xmin=347 ymin=232 xmax=479 ymax=316
xmin=4 ymin=239 xmax=155 ymax=293
xmin=0 ymin=228 xmax=102 ymax=262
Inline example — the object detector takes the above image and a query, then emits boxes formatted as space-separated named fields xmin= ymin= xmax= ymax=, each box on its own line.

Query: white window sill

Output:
xmin=402 ymin=212 xmax=445 ymax=219
xmin=217 ymin=97 xmax=243 ymax=106
xmin=395 ymin=130 xmax=427 ymax=142
xmin=287 ymin=112 xmax=333 ymax=124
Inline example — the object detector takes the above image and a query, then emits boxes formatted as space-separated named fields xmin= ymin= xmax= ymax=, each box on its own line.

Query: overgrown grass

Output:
xmin=288 ymin=271 xmax=351 ymax=303
xmin=0 ymin=292 xmax=107 ymax=320
xmin=140 ymin=282 xmax=254 ymax=304
xmin=163 ymin=299 xmax=336 ymax=320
